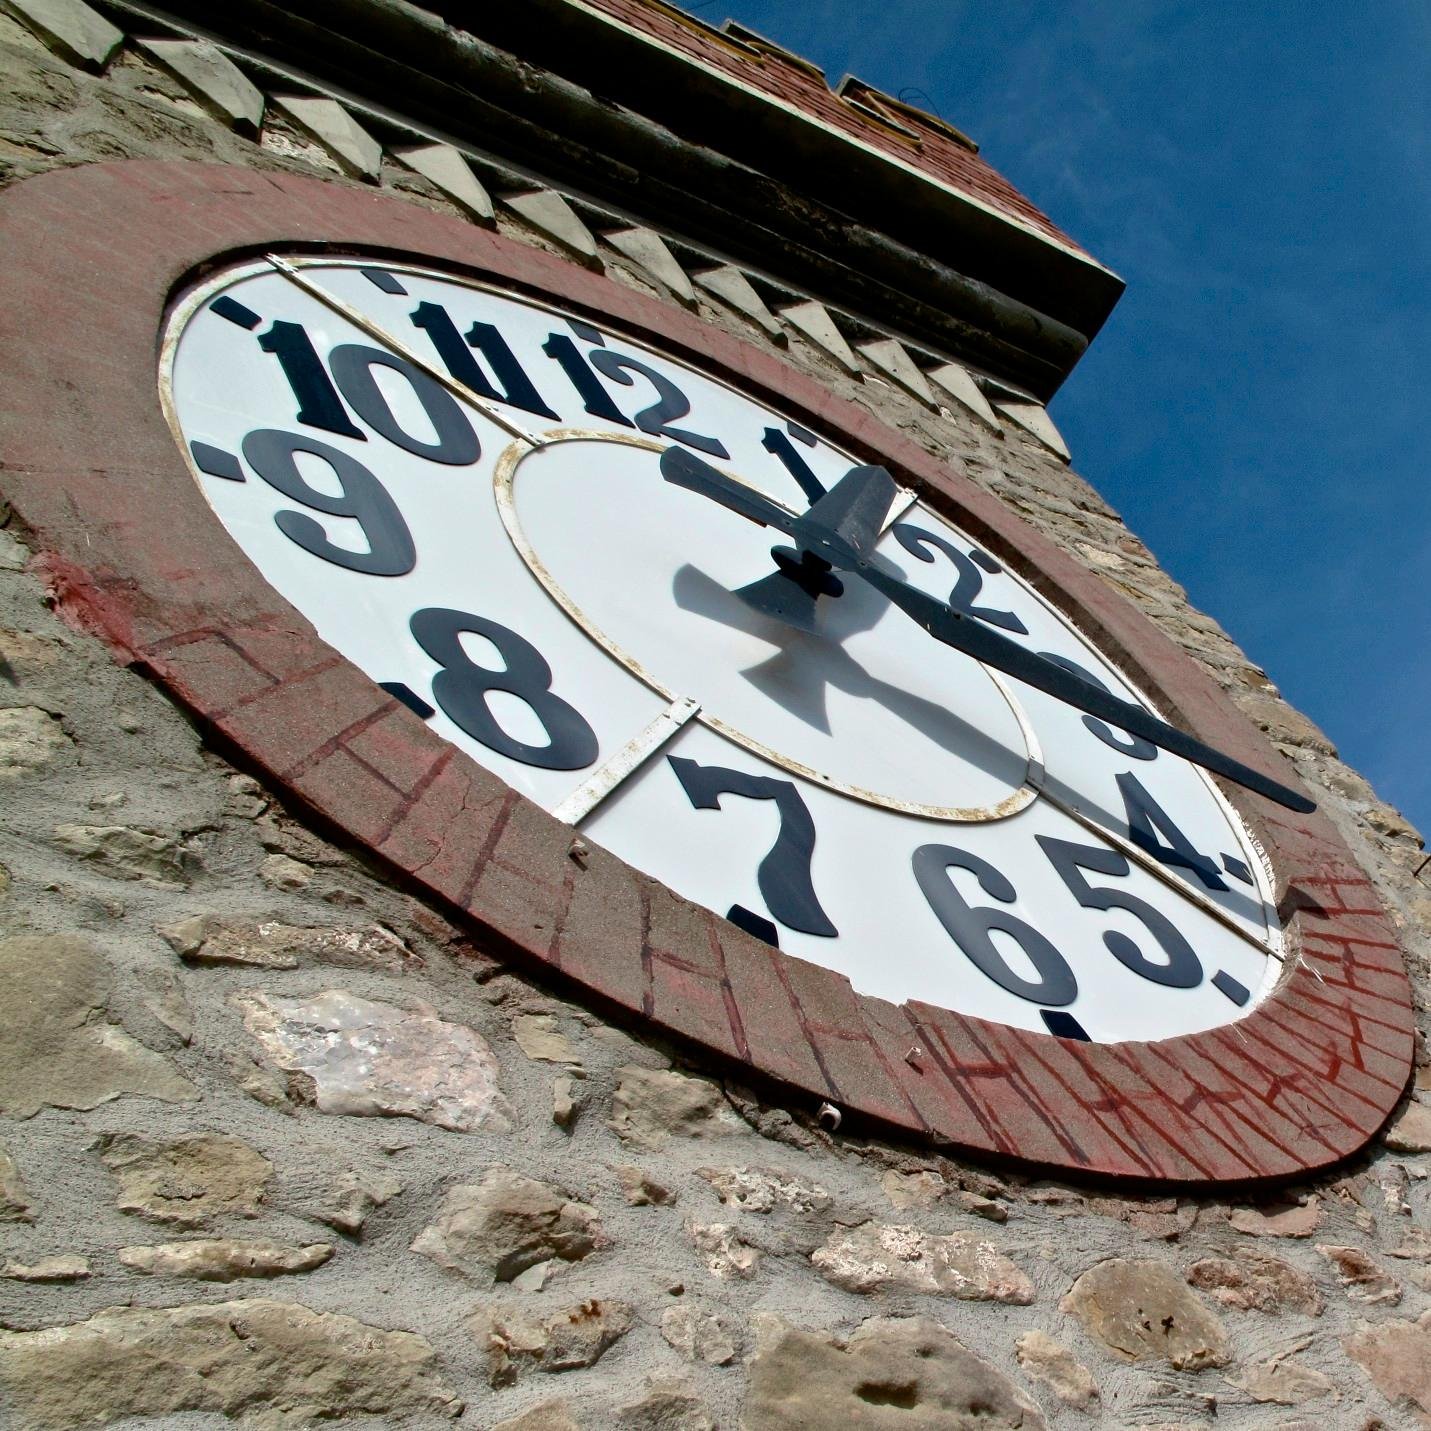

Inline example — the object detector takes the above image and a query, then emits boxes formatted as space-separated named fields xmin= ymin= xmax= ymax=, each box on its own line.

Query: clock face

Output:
xmin=163 ymin=255 xmax=1282 ymax=1045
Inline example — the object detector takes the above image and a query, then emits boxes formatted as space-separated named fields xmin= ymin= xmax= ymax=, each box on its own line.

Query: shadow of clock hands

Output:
xmin=671 ymin=563 xmax=836 ymax=731
xmin=671 ymin=559 xmax=1030 ymax=788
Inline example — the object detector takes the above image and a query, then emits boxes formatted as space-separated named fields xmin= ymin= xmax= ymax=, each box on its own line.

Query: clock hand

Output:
xmin=659 ymin=445 xmax=801 ymax=535
xmin=661 ymin=446 xmax=1313 ymax=812
xmin=660 ymin=446 xmax=898 ymax=562
xmin=661 ymin=447 xmax=898 ymax=629
xmin=851 ymin=561 xmax=1315 ymax=813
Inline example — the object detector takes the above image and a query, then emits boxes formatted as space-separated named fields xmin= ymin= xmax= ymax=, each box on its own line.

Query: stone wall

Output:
xmin=1 ymin=7 xmax=1429 ymax=1428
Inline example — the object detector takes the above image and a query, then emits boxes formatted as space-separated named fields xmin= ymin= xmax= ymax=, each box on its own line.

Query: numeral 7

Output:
xmin=668 ymin=756 xmax=838 ymax=941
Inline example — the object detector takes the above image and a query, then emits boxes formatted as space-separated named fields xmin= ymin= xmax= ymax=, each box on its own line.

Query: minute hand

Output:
xmin=853 ymin=562 xmax=1315 ymax=813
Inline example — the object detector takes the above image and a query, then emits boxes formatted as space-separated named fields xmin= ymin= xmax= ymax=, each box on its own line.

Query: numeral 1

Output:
xmin=257 ymin=321 xmax=365 ymax=439
xmin=541 ymin=333 xmax=635 ymax=427
xmin=410 ymin=302 xmax=559 ymax=418
xmin=761 ymin=427 xmax=827 ymax=503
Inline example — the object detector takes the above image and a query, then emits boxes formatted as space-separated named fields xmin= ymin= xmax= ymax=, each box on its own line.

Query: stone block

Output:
xmin=1015 ymin=1330 xmax=1098 ymax=1409
xmin=117 ymin=1238 xmax=333 ymax=1281
xmin=661 ymin=1303 xmax=738 ymax=1365
xmin=0 ymin=705 xmax=72 ymax=776
xmin=0 ymin=1142 xmax=32 ymax=1222
xmin=811 ymin=1221 xmax=1033 ymax=1302
xmin=608 ymin=1065 xmax=748 ymax=1149
xmin=1186 ymin=1246 xmax=1323 ymax=1314
xmin=604 ymin=226 xmax=696 ymax=304
xmin=858 ymin=337 xmax=936 ymax=406
xmin=0 ymin=1300 xmax=460 ymax=1425
xmin=2 ymin=1255 xmax=89 ymax=1282
xmin=686 ymin=1219 xmax=759 ymax=1279
xmin=0 ymin=935 xmax=195 ymax=1118
xmin=411 ymin=1166 xmax=604 ymax=1283
xmin=271 ymin=95 xmax=382 ymax=180
xmin=692 ymin=265 xmax=784 ymax=339
xmin=745 ymin=1315 xmax=1046 ymax=1429
xmin=471 ymin=1299 xmax=633 ymax=1387
xmin=0 ymin=0 xmax=120 ymax=71
xmin=234 ymin=988 xmax=511 ymax=1132
xmin=393 ymin=141 xmax=495 ymax=223
xmin=504 ymin=189 xmax=598 ymax=260
xmin=1384 ymin=1097 xmax=1431 ymax=1152
xmin=927 ymin=361 xmax=1003 ymax=432
xmin=993 ymin=397 xmax=1071 ymax=461
xmin=1060 ymin=1257 xmax=1229 ymax=1369
xmin=101 ymin=1132 xmax=271 ymax=1226
xmin=778 ymin=301 xmax=860 ymax=372
xmin=136 ymin=38 xmax=262 ymax=132
xmin=1343 ymin=1310 xmax=1431 ymax=1422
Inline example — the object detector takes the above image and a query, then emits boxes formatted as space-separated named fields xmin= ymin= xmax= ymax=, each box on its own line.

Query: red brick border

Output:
xmin=0 ymin=161 xmax=1413 ymax=1184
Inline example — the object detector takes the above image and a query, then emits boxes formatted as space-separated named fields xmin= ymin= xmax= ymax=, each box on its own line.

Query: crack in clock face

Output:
xmin=163 ymin=253 xmax=1284 ymax=1042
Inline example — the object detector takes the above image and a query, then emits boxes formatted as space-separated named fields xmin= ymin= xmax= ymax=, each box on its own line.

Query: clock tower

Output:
xmin=0 ymin=1 xmax=1426 ymax=1426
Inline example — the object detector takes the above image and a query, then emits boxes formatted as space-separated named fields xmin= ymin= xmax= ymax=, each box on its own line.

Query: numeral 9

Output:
xmin=241 ymin=429 xmax=416 ymax=576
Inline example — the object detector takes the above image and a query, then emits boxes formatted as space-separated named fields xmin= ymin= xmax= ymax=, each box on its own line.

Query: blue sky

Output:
xmin=699 ymin=0 xmax=1431 ymax=837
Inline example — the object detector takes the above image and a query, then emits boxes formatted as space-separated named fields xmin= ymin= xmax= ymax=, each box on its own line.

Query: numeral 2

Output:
xmin=543 ymin=335 xmax=729 ymax=457
xmin=892 ymin=524 xmax=1027 ymax=633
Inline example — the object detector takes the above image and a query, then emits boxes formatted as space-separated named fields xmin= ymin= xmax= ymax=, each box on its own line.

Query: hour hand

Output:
xmin=660 ymin=446 xmax=799 ymax=535
xmin=854 ymin=563 xmax=1316 ymax=814
xmin=660 ymin=447 xmax=899 ymax=563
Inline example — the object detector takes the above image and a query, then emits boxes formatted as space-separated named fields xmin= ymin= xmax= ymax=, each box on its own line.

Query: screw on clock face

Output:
xmin=660 ymin=446 xmax=1316 ymax=815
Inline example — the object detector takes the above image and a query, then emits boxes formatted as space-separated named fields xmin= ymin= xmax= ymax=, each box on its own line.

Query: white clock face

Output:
xmin=163 ymin=256 xmax=1282 ymax=1043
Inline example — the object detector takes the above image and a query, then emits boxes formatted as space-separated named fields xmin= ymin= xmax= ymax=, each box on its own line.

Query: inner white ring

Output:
xmin=496 ymin=431 xmax=1043 ymax=821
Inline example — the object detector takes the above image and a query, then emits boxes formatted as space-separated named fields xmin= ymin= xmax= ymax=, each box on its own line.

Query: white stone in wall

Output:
xmin=927 ymin=360 xmax=1003 ymax=432
xmin=812 ymin=1221 xmax=1034 ymax=1303
xmin=234 ymin=988 xmax=512 ymax=1132
xmin=604 ymin=226 xmax=697 ymax=305
xmin=692 ymin=266 xmax=785 ymax=340
xmin=993 ymin=396 xmax=1071 ymax=461
xmin=777 ymin=301 xmax=861 ymax=373
xmin=857 ymin=337 xmax=937 ymax=407
xmin=504 ymin=190 xmax=599 ymax=261
xmin=0 ymin=0 xmax=120 ymax=71
xmin=686 ymin=1220 xmax=760 ymax=1279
